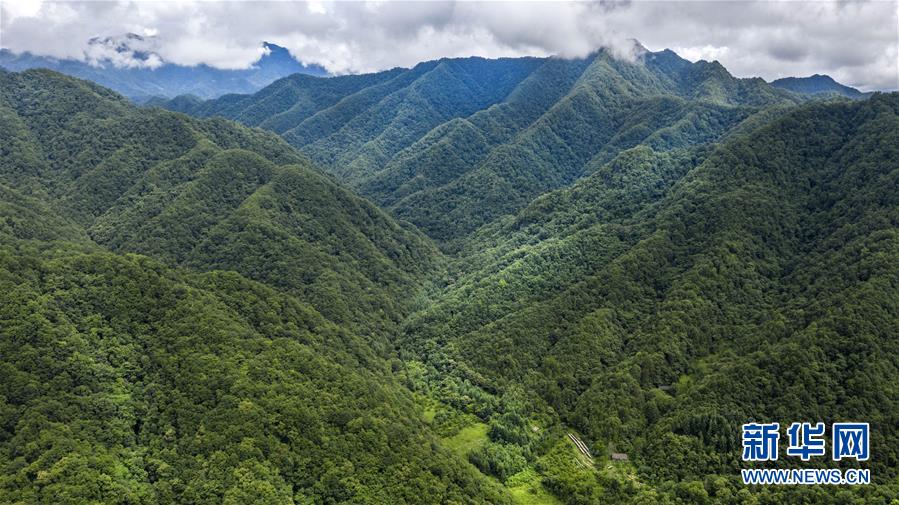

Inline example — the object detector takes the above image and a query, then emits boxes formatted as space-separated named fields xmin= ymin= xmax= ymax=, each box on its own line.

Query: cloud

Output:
xmin=1 ymin=0 xmax=896 ymax=91
xmin=84 ymin=33 xmax=164 ymax=69
xmin=671 ymin=45 xmax=730 ymax=64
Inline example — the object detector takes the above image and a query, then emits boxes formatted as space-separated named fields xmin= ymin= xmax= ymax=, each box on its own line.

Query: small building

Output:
xmin=611 ymin=453 xmax=629 ymax=461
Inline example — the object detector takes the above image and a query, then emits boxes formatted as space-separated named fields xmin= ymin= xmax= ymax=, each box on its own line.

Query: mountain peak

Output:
xmin=645 ymin=48 xmax=692 ymax=73
xmin=259 ymin=41 xmax=293 ymax=63
xmin=805 ymin=73 xmax=837 ymax=83
xmin=262 ymin=41 xmax=287 ymax=53
xmin=256 ymin=41 xmax=327 ymax=77
xmin=770 ymin=74 xmax=864 ymax=98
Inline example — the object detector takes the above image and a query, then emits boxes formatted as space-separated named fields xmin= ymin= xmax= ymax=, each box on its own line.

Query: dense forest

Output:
xmin=158 ymin=47 xmax=804 ymax=245
xmin=0 ymin=68 xmax=503 ymax=504
xmin=398 ymin=93 xmax=899 ymax=504
xmin=1 ymin=45 xmax=897 ymax=505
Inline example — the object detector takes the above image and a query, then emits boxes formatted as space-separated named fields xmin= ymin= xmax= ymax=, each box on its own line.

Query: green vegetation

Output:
xmin=0 ymin=234 xmax=509 ymax=504
xmin=161 ymin=47 xmax=800 ymax=244
xmin=444 ymin=423 xmax=491 ymax=458
xmin=506 ymin=468 xmax=563 ymax=505
xmin=0 ymin=68 xmax=440 ymax=335
xmin=0 ymin=68 xmax=508 ymax=504
xmin=399 ymin=93 xmax=899 ymax=503
xmin=2 ymin=52 xmax=897 ymax=505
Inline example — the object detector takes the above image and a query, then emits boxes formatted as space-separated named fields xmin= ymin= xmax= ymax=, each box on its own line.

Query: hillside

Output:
xmin=0 ymin=68 xmax=526 ymax=504
xmin=0 ymin=185 xmax=509 ymax=505
xmin=0 ymin=67 xmax=439 ymax=333
xmin=397 ymin=94 xmax=899 ymax=503
xmin=0 ymin=54 xmax=895 ymax=505
xmin=159 ymin=47 xmax=801 ymax=244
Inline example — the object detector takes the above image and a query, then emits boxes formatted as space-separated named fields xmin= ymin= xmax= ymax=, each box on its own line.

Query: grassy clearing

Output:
xmin=442 ymin=423 xmax=566 ymax=505
xmin=442 ymin=422 xmax=490 ymax=458
xmin=506 ymin=467 xmax=564 ymax=505
xmin=422 ymin=405 xmax=437 ymax=423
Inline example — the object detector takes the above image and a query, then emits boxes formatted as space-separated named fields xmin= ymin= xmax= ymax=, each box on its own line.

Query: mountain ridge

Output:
xmin=397 ymin=92 xmax=899 ymax=502
xmin=0 ymin=67 xmax=522 ymax=504
xmin=0 ymin=67 xmax=439 ymax=334
xmin=156 ymin=48 xmax=804 ymax=244
xmin=770 ymin=73 xmax=868 ymax=98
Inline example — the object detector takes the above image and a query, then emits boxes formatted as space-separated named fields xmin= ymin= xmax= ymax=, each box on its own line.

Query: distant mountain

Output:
xmin=770 ymin=73 xmax=867 ymax=98
xmin=0 ymin=37 xmax=326 ymax=101
xmin=159 ymin=47 xmax=800 ymax=244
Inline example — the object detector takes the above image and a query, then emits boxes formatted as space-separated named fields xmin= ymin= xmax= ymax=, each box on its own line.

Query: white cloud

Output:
xmin=1 ymin=0 xmax=43 ymax=19
xmin=84 ymin=33 xmax=164 ymax=69
xmin=1 ymin=0 xmax=896 ymax=90
xmin=671 ymin=45 xmax=730 ymax=64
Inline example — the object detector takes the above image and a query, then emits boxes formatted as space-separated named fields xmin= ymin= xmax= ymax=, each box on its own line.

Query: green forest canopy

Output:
xmin=1 ymin=58 xmax=897 ymax=505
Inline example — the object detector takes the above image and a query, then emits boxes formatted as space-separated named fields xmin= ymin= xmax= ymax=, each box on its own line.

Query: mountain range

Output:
xmin=0 ymin=36 xmax=326 ymax=102
xmin=0 ymin=45 xmax=896 ymax=505
xmin=157 ymin=47 xmax=809 ymax=245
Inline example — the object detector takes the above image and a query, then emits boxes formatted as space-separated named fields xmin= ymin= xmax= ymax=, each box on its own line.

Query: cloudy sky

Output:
xmin=1 ymin=0 xmax=897 ymax=91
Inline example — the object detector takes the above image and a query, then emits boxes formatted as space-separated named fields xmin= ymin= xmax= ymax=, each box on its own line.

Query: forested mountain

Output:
xmin=158 ymin=47 xmax=802 ymax=244
xmin=1 ymin=50 xmax=896 ymax=505
xmin=0 ymin=69 xmax=511 ymax=503
xmin=0 ymin=187 xmax=509 ymax=504
xmin=771 ymin=74 xmax=867 ymax=99
xmin=0 ymin=39 xmax=326 ymax=102
xmin=0 ymin=68 xmax=437 ymax=333
xmin=398 ymin=93 xmax=899 ymax=503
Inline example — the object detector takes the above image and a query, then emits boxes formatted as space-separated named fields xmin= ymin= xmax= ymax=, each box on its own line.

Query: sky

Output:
xmin=1 ymin=0 xmax=897 ymax=91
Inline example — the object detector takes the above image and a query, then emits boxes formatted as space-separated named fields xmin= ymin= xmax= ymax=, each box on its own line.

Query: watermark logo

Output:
xmin=833 ymin=423 xmax=870 ymax=461
xmin=741 ymin=422 xmax=780 ymax=461
xmin=786 ymin=422 xmax=826 ymax=461
xmin=740 ymin=422 xmax=870 ymax=485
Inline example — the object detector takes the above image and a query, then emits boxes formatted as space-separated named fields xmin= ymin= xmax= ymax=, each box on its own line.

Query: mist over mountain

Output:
xmin=0 ymin=37 xmax=326 ymax=101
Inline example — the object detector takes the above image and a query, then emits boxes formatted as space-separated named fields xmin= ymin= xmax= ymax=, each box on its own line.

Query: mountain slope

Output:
xmin=0 ymin=40 xmax=326 ymax=101
xmin=161 ymin=48 xmax=800 ymax=244
xmin=2 ymin=56 xmax=895 ymax=505
xmin=0 ymin=68 xmax=524 ymax=504
xmin=0 ymin=67 xmax=438 ymax=333
xmin=0 ymin=191 xmax=507 ymax=504
xmin=398 ymin=93 xmax=899 ymax=503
